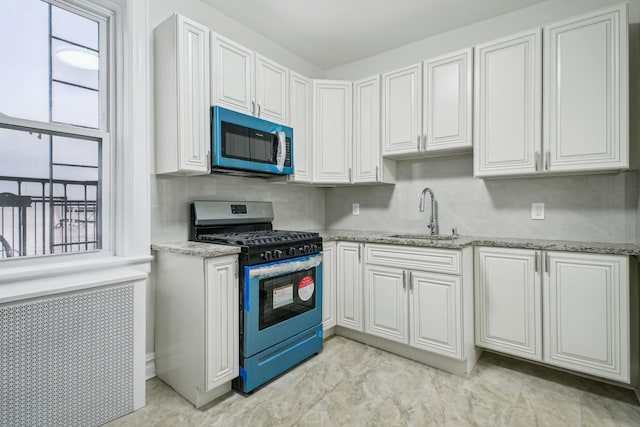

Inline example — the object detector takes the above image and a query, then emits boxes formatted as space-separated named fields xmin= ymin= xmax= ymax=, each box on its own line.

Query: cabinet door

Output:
xmin=475 ymin=247 xmax=542 ymax=361
xmin=474 ymin=29 xmax=541 ymax=177
xmin=364 ymin=264 xmax=408 ymax=344
xmin=313 ymin=80 xmax=352 ymax=183
xmin=423 ymin=48 xmax=472 ymax=152
xmin=336 ymin=242 xmax=363 ymax=331
xmin=212 ymin=34 xmax=254 ymax=115
xmin=205 ymin=256 xmax=239 ymax=391
xmin=322 ymin=243 xmax=337 ymax=331
xmin=353 ymin=75 xmax=381 ymax=183
xmin=544 ymin=251 xmax=629 ymax=383
xmin=288 ymin=72 xmax=313 ymax=182
xmin=255 ymin=54 xmax=289 ymax=124
xmin=544 ymin=5 xmax=628 ymax=172
xmin=154 ymin=14 xmax=210 ymax=175
xmin=410 ymin=270 xmax=463 ymax=360
xmin=382 ymin=64 xmax=422 ymax=156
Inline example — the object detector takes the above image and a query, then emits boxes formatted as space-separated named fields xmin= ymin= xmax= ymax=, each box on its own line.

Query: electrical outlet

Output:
xmin=531 ymin=203 xmax=545 ymax=220
xmin=352 ymin=203 xmax=360 ymax=215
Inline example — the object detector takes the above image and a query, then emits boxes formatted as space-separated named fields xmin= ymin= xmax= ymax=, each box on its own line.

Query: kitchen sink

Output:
xmin=389 ymin=234 xmax=458 ymax=240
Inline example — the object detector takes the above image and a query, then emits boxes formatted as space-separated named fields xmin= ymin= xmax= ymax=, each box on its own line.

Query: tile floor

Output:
xmin=107 ymin=336 xmax=640 ymax=426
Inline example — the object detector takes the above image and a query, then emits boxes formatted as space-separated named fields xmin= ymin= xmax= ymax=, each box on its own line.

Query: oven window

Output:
xmin=259 ymin=267 xmax=316 ymax=330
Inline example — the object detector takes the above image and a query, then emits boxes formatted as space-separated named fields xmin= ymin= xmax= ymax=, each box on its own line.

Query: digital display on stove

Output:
xmin=231 ymin=204 xmax=247 ymax=214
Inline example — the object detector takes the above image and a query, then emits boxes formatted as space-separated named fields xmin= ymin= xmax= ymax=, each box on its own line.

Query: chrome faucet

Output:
xmin=419 ymin=187 xmax=439 ymax=235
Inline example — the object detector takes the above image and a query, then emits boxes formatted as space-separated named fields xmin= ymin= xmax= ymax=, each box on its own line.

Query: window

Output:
xmin=0 ymin=0 xmax=111 ymax=259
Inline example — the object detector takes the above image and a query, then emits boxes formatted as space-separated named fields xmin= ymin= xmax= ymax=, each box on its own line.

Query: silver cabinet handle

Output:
xmin=422 ymin=133 xmax=427 ymax=152
xmin=545 ymin=152 xmax=550 ymax=171
xmin=357 ymin=244 xmax=361 ymax=262
xmin=348 ymin=167 xmax=352 ymax=183
xmin=408 ymin=271 xmax=413 ymax=291
xmin=534 ymin=252 xmax=539 ymax=273
xmin=402 ymin=270 xmax=407 ymax=290
xmin=251 ymin=100 xmax=256 ymax=115
xmin=257 ymin=102 xmax=261 ymax=117
xmin=544 ymin=253 xmax=549 ymax=273
xmin=535 ymin=151 xmax=540 ymax=172
xmin=417 ymin=135 xmax=421 ymax=151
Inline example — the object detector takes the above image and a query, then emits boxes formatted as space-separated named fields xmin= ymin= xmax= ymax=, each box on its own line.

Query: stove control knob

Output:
xmin=288 ymin=248 xmax=297 ymax=256
xmin=303 ymin=245 xmax=310 ymax=253
xmin=310 ymin=244 xmax=317 ymax=252
xmin=273 ymin=250 xmax=283 ymax=259
xmin=263 ymin=251 xmax=272 ymax=260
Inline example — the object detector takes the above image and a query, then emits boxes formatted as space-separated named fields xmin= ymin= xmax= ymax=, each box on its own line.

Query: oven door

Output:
xmin=243 ymin=253 xmax=322 ymax=357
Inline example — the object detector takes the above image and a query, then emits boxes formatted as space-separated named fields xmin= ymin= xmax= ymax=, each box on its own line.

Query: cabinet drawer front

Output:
xmin=365 ymin=244 xmax=461 ymax=275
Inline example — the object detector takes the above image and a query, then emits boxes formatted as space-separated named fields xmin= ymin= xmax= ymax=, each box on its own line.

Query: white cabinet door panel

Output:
xmin=313 ymin=80 xmax=352 ymax=183
xmin=364 ymin=264 xmax=408 ymax=344
xmin=212 ymin=35 xmax=254 ymax=115
xmin=336 ymin=242 xmax=363 ymax=331
xmin=205 ymin=257 xmax=239 ymax=391
xmin=353 ymin=75 xmax=381 ymax=183
xmin=289 ymin=72 xmax=313 ymax=182
xmin=256 ymin=54 xmax=288 ymax=124
xmin=474 ymin=29 xmax=541 ymax=177
xmin=424 ymin=48 xmax=472 ymax=152
xmin=322 ymin=243 xmax=337 ymax=331
xmin=382 ymin=64 xmax=422 ymax=156
xmin=544 ymin=252 xmax=629 ymax=383
xmin=544 ymin=5 xmax=627 ymax=172
xmin=475 ymin=247 xmax=542 ymax=361
xmin=410 ymin=271 xmax=462 ymax=360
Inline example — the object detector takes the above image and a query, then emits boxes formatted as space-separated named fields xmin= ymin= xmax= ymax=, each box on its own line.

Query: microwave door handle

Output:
xmin=275 ymin=131 xmax=286 ymax=172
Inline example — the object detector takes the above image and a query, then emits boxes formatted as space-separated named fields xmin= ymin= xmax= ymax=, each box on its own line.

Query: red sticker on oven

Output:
xmin=298 ymin=276 xmax=315 ymax=301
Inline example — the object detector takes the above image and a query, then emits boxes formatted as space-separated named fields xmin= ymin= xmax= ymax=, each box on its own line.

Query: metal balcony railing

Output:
xmin=0 ymin=176 xmax=100 ymax=258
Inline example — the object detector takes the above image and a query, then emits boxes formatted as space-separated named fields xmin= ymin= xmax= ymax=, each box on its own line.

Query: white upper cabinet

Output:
xmin=353 ymin=75 xmax=396 ymax=183
xmin=211 ymin=34 xmax=254 ymax=116
xmin=154 ymin=14 xmax=211 ymax=175
xmin=475 ymin=4 xmax=628 ymax=178
xmin=382 ymin=64 xmax=422 ymax=157
xmin=474 ymin=29 xmax=542 ymax=177
xmin=212 ymin=34 xmax=289 ymax=124
xmin=423 ymin=48 xmax=473 ymax=152
xmin=255 ymin=54 xmax=289 ymax=123
xmin=288 ymin=72 xmax=313 ymax=183
xmin=313 ymin=80 xmax=352 ymax=183
xmin=544 ymin=4 xmax=628 ymax=172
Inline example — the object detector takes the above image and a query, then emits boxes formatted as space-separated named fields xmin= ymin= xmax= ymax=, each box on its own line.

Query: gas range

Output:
xmin=189 ymin=201 xmax=322 ymax=265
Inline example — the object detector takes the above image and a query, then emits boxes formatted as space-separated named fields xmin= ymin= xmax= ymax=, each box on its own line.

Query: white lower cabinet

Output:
xmin=336 ymin=242 xmax=364 ymax=331
xmin=322 ymin=242 xmax=337 ymax=331
xmin=155 ymin=252 xmax=239 ymax=407
xmin=362 ymin=244 xmax=468 ymax=361
xmin=475 ymin=246 xmax=630 ymax=383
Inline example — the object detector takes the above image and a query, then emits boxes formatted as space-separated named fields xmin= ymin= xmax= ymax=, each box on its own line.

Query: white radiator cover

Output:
xmin=0 ymin=275 xmax=145 ymax=427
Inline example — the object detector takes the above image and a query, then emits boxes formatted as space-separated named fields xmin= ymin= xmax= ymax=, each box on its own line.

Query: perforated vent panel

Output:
xmin=0 ymin=285 xmax=134 ymax=427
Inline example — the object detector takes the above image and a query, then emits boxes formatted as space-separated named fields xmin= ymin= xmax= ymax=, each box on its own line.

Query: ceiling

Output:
xmin=200 ymin=0 xmax=546 ymax=70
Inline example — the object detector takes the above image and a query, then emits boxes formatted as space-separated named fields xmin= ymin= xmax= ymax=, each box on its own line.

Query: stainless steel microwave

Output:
xmin=211 ymin=106 xmax=293 ymax=176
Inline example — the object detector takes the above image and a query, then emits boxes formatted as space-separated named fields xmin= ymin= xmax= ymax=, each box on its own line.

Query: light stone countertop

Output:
xmin=151 ymin=241 xmax=241 ymax=258
xmin=316 ymin=229 xmax=640 ymax=256
xmin=151 ymin=231 xmax=640 ymax=258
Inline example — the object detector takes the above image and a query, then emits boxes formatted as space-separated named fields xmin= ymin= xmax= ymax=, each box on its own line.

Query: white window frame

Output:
xmin=0 ymin=0 xmax=151 ymax=276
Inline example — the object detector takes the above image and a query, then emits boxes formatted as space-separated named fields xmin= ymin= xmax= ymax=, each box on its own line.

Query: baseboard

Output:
xmin=145 ymin=352 xmax=156 ymax=380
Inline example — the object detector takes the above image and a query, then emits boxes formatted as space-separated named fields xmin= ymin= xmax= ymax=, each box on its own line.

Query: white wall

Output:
xmin=324 ymin=0 xmax=640 ymax=244
xmin=146 ymin=0 xmax=326 ymax=359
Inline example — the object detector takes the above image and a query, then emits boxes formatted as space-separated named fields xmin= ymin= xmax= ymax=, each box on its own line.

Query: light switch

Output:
xmin=352 ymin=203 xmax=360 ymax=215
xmin=531 ymin=203 xmax=545 ymax=220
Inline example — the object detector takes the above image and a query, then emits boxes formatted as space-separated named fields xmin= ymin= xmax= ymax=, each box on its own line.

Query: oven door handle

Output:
xmin=247 ymin=254 xmax=322 ymax=280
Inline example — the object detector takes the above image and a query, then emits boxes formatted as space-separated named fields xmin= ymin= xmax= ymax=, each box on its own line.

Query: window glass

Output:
xmin=0 ymin=128 xmax=101 ymax=258
xmin=52 ymin=81 xmax=100 ymax=128
xmin=0 ymin=0 xmax=101 ymax=129
xmin=0 ymin=0 xmax=50 ymax=122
